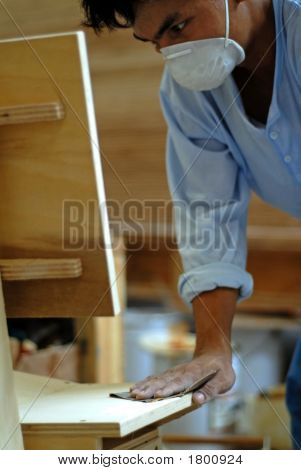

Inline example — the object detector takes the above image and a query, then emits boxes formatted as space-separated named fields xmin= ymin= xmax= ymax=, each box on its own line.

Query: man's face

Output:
xmin=132 ymin=0 xmax=236 ymax=52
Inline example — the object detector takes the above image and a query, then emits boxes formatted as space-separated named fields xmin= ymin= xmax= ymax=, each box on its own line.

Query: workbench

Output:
xmin=16 ymin=371 xmax=197 ymax=450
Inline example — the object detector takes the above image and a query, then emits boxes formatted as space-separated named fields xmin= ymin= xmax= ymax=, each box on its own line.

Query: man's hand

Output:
xmin=129 ymin=349 xmax=235 ymax=405
xmin=130 ymin=287 xmax=238 ymax=405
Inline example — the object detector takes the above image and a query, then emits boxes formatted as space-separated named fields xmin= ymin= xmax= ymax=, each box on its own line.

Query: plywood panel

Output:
xmin=16 ymin=371 xmax=196 ymax=438
xmin=24 ymin=434 xmax=102 ymax=450
xmin=23 ymin=426 xmax=162 ymax=450
xmin=0 ymin=276 xmax=24 ymax=449
xmin=0 ymin=32 xmax=120 ymax=317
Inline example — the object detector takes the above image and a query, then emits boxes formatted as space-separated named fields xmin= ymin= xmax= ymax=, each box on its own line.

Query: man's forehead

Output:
xmin=133 ymin=0 xmax=195 ymax=39
xmin=133 ymin=12 xmax=181 ymax=42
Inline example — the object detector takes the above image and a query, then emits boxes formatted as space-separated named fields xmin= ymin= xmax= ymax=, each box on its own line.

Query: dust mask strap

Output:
xmin=224 ymin=0 xmax=230 ymax=47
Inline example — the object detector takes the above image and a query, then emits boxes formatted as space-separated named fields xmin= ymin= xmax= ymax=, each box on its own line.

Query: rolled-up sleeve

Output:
xmin=159 ymin=79 xmax=254 ymax=306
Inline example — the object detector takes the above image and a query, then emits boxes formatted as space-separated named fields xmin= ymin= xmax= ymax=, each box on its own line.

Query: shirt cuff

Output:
xmin=178 ymin=262 xmax=254 ymax=306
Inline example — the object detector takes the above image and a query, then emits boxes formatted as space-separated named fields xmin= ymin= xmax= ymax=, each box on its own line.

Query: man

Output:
xmin=81 ymin=0 xmax=301 ymax=448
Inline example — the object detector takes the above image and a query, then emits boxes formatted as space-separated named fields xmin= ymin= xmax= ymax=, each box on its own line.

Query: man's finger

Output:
xmin=132 ymin=385 xmax=159 ymax=399
xmin=192 ymin=391 xmax=206 ymax=406
xmin=129 ymin=375 xmax=157 ymax=391
xmin=129 ymin=362 xmax=189 ymax=393
xmin=153 ymin=379 xmax=186 ymax=398
xmin=192 ymin=377 xmax=221 ymax=405
xmin=153 ymin=372 xmax=199 ymax=398
xmin=130 ymin=377 xmax=170 ymax=397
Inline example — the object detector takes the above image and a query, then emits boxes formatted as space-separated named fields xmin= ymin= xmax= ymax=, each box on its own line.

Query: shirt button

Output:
xmin=270 ymin=131 xmax=278 ymax=140
xmin=284 ymin=155 xmax=292 ymax=163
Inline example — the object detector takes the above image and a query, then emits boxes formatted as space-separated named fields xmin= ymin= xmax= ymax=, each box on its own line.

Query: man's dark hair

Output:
xmin=81 ymin=1 xmax=138 ymax=34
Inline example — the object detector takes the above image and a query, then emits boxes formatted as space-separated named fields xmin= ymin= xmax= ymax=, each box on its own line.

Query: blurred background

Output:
xmin=2 ymin=0 xmax=301 ymax=451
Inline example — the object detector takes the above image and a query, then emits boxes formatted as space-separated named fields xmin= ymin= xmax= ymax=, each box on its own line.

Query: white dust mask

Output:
xmin=160 ymin=0 xmax=245 ymax=91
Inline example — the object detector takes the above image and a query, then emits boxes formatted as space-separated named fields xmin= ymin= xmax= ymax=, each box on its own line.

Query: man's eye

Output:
xmin=170 ymin=21 xmax=186 ymax=33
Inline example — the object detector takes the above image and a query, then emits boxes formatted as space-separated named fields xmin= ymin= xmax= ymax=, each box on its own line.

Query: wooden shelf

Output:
xmin=0 ymin=258 xmax=82 ymax=281
xmin=0 ymin=102 xmax=65 ymax=126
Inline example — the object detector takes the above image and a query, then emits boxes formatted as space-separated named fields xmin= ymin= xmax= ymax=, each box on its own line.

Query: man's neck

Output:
xmin=238 ymin=0 xmax=276 ymax=75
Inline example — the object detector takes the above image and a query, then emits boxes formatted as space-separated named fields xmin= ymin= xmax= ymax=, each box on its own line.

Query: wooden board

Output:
xmin=0 ymin=258 xmax=82 ymax=281
xmin=0 ymin=276 xmax=24 ymax=449
xmin=0 ymin=32 xmax=120 ymax=317
xmin=23 ymin=425 xmax=162 ymax=450
xmin=15 ymin=371 xmax=196 ymax=438
xmin=103 ymin=427 xmax=162 ymax=450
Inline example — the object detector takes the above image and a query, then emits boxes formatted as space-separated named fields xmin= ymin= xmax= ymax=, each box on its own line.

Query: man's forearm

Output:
xmin=192 ymin=287 xmax=239 ymax=357
xmin=130 ymin=286 xmax=238 ymax=401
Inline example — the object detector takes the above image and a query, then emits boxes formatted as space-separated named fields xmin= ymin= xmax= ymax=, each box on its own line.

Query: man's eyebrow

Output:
xmin=133 ymin=12 xmax=181 ymax=42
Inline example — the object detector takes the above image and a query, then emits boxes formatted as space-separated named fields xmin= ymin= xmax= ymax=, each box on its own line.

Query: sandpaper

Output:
xmin=109 ymin=371 xmax=217 ymax=403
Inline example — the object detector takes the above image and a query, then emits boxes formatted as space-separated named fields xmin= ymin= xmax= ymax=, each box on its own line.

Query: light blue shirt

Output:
xmin=159 ymin=0 xmax=301 ymax=306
